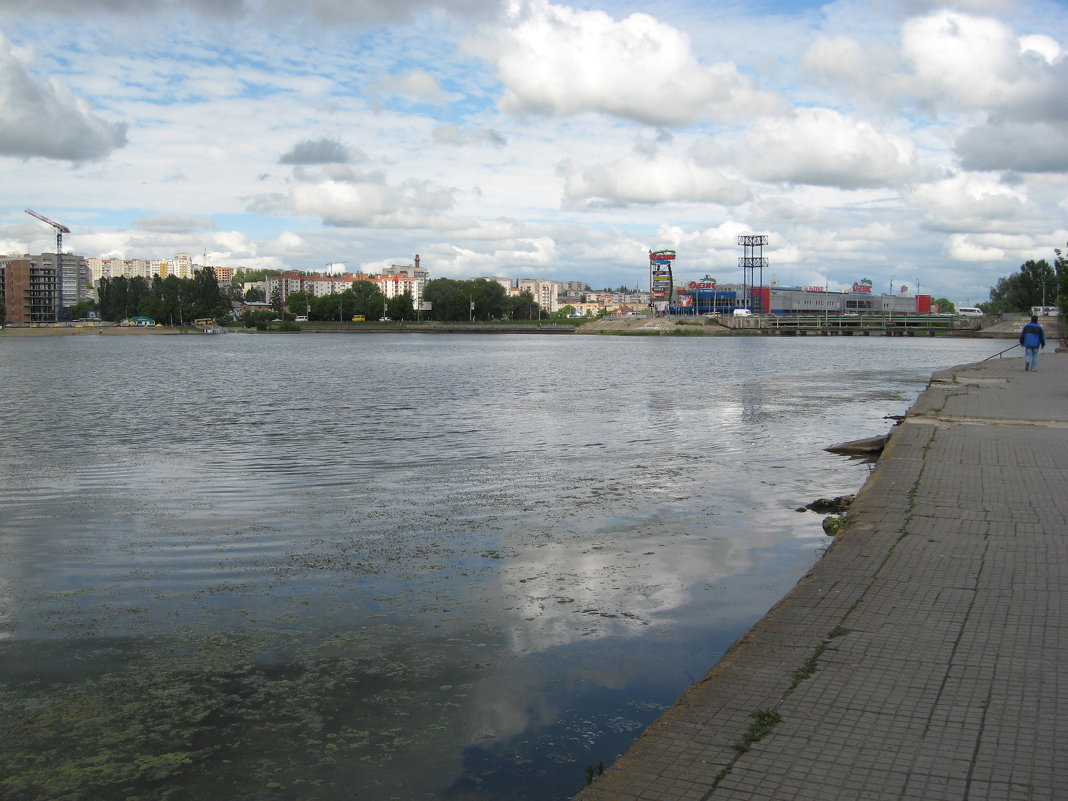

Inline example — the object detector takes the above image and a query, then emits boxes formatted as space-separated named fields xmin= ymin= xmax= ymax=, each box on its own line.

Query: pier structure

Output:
xmin=576 ymin=352 xmax=1068 ymax=801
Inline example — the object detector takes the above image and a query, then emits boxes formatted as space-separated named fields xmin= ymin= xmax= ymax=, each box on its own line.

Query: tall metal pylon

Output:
xmin=737 ymin=234 xmax=768 ymax=313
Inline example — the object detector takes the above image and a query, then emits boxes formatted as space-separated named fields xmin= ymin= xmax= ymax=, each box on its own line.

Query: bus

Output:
xmin=193 ymin=318 xmax=216 ymax=326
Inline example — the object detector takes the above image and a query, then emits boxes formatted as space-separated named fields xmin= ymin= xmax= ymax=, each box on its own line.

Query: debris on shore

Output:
xmin=824 ymin=434 xmax=888 ymax=457
xmin=798 ymin=495 xmax=855 ymax=514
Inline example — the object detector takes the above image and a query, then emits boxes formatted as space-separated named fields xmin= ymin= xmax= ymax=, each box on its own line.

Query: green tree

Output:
xmin=284 ymin=290 xmax=314 ymax=318
xmin=233 ymin=268 xmax=283 ymax=284
xmin=346 ymin=281 xmax=385 ymax=318
xmin=1054 ymin=244 xmax=1068 ymax=317
xmin=930 ymin=297 xmax=956 ymax=313
xmin=387 ymin=291 xmax=416 ymax=321
xmin=69 ymin=299 xmax=97 ymax=319
xmin=243 ymin=286 xmax=266 ymax=302
xmin=421 ymin=278 xmax=511 ymax=321
xmin=503 ymin=289 xmax=539 ymax=320
xmin=190 ymin=266 xmax=229 ymax=320
xmin=987 ymin=260 xmax=1056 ymax=313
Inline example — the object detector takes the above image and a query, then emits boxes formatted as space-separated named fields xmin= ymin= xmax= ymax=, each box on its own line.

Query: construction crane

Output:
xmin=25 ymin=209 xmax=72 ymax=321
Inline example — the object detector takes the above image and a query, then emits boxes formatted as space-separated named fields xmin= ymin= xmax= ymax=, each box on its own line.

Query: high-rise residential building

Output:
xmin=172 ymin=252 xmax=193 ymax=279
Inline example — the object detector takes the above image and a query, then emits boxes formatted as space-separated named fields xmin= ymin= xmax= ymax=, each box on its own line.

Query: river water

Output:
xmin=0 ymin=333 xmax=1006 ymax=801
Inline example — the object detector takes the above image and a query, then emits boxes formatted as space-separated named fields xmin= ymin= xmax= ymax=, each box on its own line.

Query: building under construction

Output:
xmin=0 ymin=253 xmax=91 ymax=324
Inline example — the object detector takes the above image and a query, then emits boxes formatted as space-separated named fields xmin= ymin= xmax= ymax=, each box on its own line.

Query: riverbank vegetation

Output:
xmin=96 ymin=268 xmax=229 ymax=325
xmin=981 ymin=252 xmax=1068 ymax=316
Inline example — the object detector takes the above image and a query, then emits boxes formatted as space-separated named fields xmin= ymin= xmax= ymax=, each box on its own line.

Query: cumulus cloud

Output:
xmin=902 ymin=11 xmax=1047 ymax=110
xmin=275 ymin=166 xmax=459 ymax=228
xmin=905 ymin=173 xmax=1034 ymax=233
xmin=483 ymin=0 xmax=783 ymax=125
xmin=279 ymin=137 xmax=360 ymax=165
xmin=744 ymin=108 xmax=917 ymax=189
xmin=558 ymin=151 xmax=750 ymax=208
xmin=0 ymin=33 xmax=127 ymax=161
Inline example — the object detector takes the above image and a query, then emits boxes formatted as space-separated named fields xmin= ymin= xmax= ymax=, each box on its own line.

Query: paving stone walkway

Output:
xmin=575 ymin=349 xmax=1068 ymax=801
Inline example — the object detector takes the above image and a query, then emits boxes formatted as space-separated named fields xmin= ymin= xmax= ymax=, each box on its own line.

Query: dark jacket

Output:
xmin=1020 ymin=322 xmax=1045 ymax=348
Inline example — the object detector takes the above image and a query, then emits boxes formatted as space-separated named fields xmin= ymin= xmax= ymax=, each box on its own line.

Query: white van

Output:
xmin=956 ymin=307 xmax=983 ymax=318
xmin=732 ymin=308 xmax=753 ymax=317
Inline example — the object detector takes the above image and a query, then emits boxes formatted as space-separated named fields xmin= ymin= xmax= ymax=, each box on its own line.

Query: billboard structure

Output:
xmin=649 ymin=250 xmax=675 ymax=311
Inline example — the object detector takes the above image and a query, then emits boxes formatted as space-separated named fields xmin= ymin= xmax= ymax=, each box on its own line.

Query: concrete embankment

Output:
xmin=576 ymin=349 xmax=1068 ymax=801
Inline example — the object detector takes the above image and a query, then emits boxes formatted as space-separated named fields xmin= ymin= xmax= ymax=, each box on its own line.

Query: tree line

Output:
xmin=983 ymin=251 xmax=1068 ymax=315
xmin=96 ymin=268 xmax=230 ymax=324
xmin=274 ymin=278 xmax=542 ymax=323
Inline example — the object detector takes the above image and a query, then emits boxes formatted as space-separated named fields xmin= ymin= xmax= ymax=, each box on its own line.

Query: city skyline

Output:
xmin=2 ymin=0 xmax=1067 ymax=306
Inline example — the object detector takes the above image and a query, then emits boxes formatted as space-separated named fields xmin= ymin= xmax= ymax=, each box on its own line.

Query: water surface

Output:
xmin=0 ymin=333 xmax=1006 ymax=800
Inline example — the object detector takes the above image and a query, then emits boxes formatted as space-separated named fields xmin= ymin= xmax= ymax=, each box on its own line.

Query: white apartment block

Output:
xmin=516 ymin=278 xmax=560 ymax=313
xmin=171 ymin=252 xmax=193 ymax=279
xmin=87 ymin=257 xmax=160 ymax=282
xmin=307 ymin=273 xmax=358 ymax=296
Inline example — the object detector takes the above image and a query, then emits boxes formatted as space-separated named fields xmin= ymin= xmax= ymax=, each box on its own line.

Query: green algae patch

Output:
xmin=0 ymin=628 xmax=485 ymax=801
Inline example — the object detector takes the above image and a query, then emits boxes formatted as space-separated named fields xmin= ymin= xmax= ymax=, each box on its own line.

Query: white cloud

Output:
xmin=483 ymin=0 xmax=783 ymax=125
xmin=744 ymin=108 xmax=917 ymax=189
xmin=377 ymin=68 xmax=447 ymax=104
xmin=558 ymin=151 xmax=751 ymax=208
xmin=901 ymin=10 xmax=1060 ymax=112
xmin=284 ymin=167 xmax=460 ymax=228
xmin=0 ymin=33 xmax=127 ymax=161
xmin=905 ymin=173 xmax=1034 ymax=233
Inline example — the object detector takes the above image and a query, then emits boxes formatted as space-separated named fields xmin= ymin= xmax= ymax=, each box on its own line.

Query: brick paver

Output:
xmin=576 ymin=351 xmax=1068 ymax=801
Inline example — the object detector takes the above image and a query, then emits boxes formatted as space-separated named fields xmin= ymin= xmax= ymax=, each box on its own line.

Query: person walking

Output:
xmin=1019 ymin=314 xmax=1046 ymax=371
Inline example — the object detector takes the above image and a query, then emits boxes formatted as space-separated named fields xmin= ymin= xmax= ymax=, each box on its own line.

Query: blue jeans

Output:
xmin=1025 ymin=346 xmax=1040 ymax=370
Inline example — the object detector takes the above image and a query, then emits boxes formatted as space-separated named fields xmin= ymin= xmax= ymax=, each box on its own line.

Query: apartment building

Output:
xmin=264 ymin=256 xmax=428 ymax=308
xmin=516 ymin=278 xmax=560 ymax=313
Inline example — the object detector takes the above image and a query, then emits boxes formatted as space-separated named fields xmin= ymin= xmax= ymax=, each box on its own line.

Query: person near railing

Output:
xmin=1019 ymin=315 xmax=1046 ymax=371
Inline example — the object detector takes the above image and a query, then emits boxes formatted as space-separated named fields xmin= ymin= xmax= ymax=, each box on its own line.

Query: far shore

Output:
xmin=3 ymin=314 xmax=1050 ymax=339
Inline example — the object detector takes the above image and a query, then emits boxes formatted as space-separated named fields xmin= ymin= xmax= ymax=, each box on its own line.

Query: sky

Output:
xmin=1 ymin=0 xmax=1067 ymax=304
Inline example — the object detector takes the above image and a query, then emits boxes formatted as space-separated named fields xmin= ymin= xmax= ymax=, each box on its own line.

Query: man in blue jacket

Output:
xmin=1019 ymin=315 xmax=1046 ymax=371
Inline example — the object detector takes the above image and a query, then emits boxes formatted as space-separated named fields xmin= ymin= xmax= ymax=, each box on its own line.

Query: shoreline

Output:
xmin=1 ymin=317 xmax=1031 ymax=338
xmin=575 ymin=351 xmax=1068 ymax=800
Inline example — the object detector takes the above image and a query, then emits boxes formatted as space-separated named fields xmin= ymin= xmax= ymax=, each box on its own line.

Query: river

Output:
xmin=0 ymin=333 xmax=1007 ymax=801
